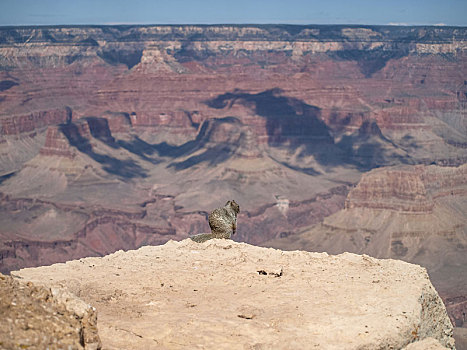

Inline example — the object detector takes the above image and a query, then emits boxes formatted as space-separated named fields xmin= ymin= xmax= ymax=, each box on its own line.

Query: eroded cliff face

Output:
xmin=1 ymin=25 xmax=466 ymax=149
xmin=345 ymin=164 xmax=467 ymax=212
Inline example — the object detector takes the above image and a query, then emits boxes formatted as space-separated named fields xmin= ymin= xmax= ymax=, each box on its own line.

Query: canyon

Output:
xmin=0 ymin=24 xmax=466 ymax=345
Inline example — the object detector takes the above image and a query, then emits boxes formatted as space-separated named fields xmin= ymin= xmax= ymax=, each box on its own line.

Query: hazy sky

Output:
xmin=1 ymin=0 xmax=466 ymax=27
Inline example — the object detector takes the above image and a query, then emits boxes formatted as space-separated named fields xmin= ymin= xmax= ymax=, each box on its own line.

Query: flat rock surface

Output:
xmin=15 ymin=239 xmax=455 ymax=349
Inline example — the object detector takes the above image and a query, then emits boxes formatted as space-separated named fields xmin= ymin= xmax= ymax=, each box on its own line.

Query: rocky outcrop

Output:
xmin=0 ymin=273 xmax=101 ymax=349
xmin=268 ymin=165 xmax=467 ymax=265
xmin=0 ymin=108 xmax=71 ymax=135
xmin=39 ymin=125 xmax=81 ymax=158
xmin=99 ymin=112 xmax=132 ymax=134
xmin=345 ymin=164 xmax=467 ymax=212
xmin=39 ymin=118 xmax=108 ymax=158
xmin=0 ymin=108 xmax=71 ymax=136
xmin=14 ymin=239 xmax=455 ymax=349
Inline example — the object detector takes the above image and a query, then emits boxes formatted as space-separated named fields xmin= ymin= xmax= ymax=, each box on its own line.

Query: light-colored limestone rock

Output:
xmin=403 ymin=337 xmax=450 ymax=350
xmin=0 ymin=273 xmax=101 ymax=350
xmin=15 ymin=239 xmax=455 ymax=349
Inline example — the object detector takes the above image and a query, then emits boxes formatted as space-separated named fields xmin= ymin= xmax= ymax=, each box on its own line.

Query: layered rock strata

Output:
xmin=345 ymin=164 xmax=467 ymax=212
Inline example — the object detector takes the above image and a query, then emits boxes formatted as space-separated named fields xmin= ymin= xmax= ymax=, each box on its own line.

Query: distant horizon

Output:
xmin=0 ymin=23 xmax=466 ymax=29
xmin=1 ymin=0 xmax=466 ymax=27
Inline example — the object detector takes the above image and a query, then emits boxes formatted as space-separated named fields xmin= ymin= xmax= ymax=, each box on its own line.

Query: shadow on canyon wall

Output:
xmin=149 ymin=85 xmax=345 ymax=173
xmin=205 ymin=88 xmax=404 ymax=171
xmin=97 ymin=48 xmax=143 ymax=69
xmin=62 ymin=89 xmax=414 ymax=177
xmin=149 ymin=88 xmax=411 ymax=173
xmin=85 ymin=116 xmax=161 ymax=165
xmin=205 ymin=88 xmax=341 ymax=164
xmin=337 ymin=119 xmax=414 ymax=168
xmin=59 ymin=122 xmax=149 ymax=179
xmin=207 ymin=89 xmax=329 ymax=143
xmin=0 ymin=172 xmax=15 ymax=185
xmin=155 ymin=117 xmax=243 ymax=171
xmin=330 ymin=48 xmax=408 ymax=78
xmin=0 ymin=80 xmax=19 ymax=92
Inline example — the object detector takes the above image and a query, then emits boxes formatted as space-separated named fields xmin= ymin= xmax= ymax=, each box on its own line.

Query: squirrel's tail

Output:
xmin=190 ymin=233 xmax=215 ymax=243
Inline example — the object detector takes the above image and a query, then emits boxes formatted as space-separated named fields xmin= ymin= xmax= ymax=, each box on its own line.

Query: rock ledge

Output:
xmin=15 ymin=239 xmax=454 ymax=349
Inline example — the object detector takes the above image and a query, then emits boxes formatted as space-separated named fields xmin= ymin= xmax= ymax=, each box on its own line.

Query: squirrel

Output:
xmin=190 ymin=200 xmax=240 ymax=243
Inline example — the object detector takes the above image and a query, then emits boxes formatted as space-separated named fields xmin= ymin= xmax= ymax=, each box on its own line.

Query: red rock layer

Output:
xmin=39 ymin=120 xmax=93 ymax=157
xmin=1 ymin=108 xmax=70 ymax=136
xmin=345 ymin=165 xmax=467 ymax=212
xmin=0 ymin=193 xmax=179 ymax=273
xmin=39 ymin=126 xmax=76 ymax=158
